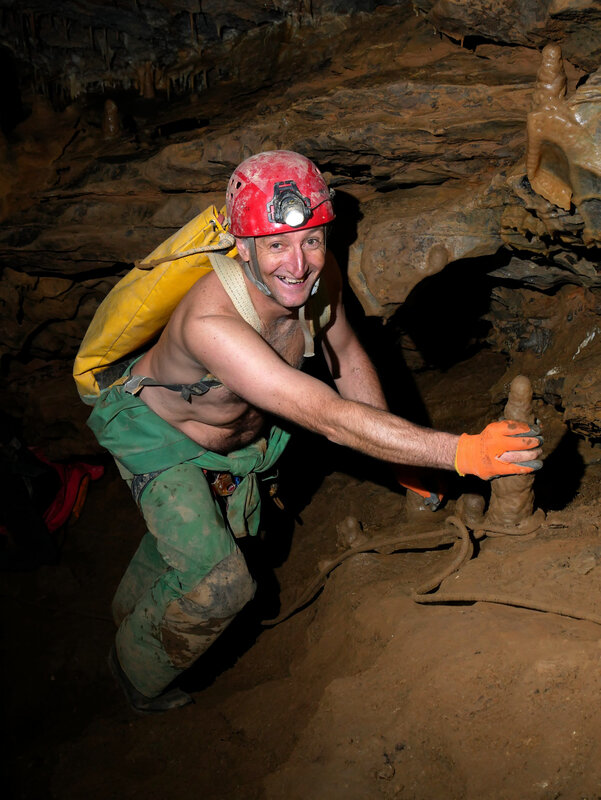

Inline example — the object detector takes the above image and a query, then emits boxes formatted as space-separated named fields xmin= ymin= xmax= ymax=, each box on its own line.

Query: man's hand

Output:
xmin=455 ymin=420 xmax=543 ymax=480
xmin=393 ymin=464 xmax=444 ymax=511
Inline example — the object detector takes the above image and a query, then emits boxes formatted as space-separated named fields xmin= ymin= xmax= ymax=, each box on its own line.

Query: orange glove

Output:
xmin=455 ymin=420 xmax=543 ymax=480
xmin=393 ymin=464 xmax=444 ymax=511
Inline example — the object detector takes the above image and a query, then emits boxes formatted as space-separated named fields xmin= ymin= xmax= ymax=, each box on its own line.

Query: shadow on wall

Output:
xmin=534 ymin=429 xmax=585 ymax=511
xmin=390 ymin=251 xmax=511 ymax=373
xmin=328 ymin=189 xmax=362 ymax=277
xmin=353 ymin=250 xmax=514 ymax=429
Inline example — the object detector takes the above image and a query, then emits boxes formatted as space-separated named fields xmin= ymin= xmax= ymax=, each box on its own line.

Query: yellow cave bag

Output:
xmin=73 ymin=204 xmax=237 ymax=405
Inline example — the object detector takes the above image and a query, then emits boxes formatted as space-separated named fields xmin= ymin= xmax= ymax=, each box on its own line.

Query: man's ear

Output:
xmin=235 ymin=237 xmax=250 ymax=261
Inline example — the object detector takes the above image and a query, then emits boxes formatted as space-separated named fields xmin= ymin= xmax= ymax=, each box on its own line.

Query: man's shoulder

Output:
xmin=176 ymin=265 xmax=263 ymax=338
xmin=180 ymin=267 xmax=239 ymax=314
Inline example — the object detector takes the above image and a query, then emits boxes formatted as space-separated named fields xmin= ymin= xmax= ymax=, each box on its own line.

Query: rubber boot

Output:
xmin=108 ymin=645 xmax=193 ymax=714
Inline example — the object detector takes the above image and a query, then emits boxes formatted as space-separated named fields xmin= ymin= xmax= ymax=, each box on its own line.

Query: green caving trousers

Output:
xmin=87 ymin=378 xmax=290 ymax=698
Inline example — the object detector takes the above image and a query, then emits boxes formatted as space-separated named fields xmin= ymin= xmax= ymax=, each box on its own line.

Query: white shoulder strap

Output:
xmin=209 ymin=252 xmax=318 ymax=358
xmin=208 ymin=253 xmax=263 ymax=334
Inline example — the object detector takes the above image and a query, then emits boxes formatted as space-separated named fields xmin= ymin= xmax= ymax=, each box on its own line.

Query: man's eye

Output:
xmin=306 ymin=238 xmax=322 ymax=248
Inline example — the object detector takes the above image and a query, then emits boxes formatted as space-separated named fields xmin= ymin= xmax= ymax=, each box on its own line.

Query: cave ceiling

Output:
xmin=3 ymin=0 xmax=601 ymax=444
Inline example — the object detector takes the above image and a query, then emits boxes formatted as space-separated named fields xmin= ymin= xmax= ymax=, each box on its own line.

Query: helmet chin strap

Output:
xmin=243 ymin=238 xmax=272 ymax=296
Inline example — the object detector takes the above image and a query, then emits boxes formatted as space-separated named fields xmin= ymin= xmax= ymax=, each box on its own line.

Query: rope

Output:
xmin=411 ymin=517 xmax=601 ymax=627
xmin=262 ymin=523 xmax=460 ymax=626
xmin=412 ymin=591 xmax=601 ymax=626
xmin=136 ymin=232 xmax=236 ymax=270
xmin=264 ymin=514 xmax=601 ymax=630
xmin=411 ymin=516 xmax=473 ymax=595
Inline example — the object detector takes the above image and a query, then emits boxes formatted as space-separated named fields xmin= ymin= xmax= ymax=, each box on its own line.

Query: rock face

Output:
xmin=413 ymin=0 xmax=601 ymax=71
xmin=2 ymin=2 xmax=601 ymax=445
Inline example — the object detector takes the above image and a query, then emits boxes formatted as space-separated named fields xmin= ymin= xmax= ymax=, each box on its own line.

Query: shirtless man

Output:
xmin=86 ymin=150 xmax=542 ymax=713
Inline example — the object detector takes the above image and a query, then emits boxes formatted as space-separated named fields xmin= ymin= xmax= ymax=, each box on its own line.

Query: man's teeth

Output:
xmin=278 ymin=277 xmax=305 ymax=284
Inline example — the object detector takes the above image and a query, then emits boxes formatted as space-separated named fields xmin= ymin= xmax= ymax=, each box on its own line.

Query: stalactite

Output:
xmin=102 ymin=99 xmax=121 ymax=139
xmin=192 ymin=69 xmax=207 ymax=94
xmin=140 ymin=62 xmax=155 ymax=99
xmin=68 ymin=72 xmax=81 ymax=103
xmin=28 ymin=11 xmax=36 ymax=43
xmin=100 ymin=28 xmax=106 ymax=63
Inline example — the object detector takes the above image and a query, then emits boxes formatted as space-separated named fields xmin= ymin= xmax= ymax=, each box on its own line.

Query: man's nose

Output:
xmin=288 ymin=245 xmax=306 ymax=277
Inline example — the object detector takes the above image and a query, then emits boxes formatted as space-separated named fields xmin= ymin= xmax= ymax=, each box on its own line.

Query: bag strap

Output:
xmin=208 ymin=253 xmax=263 ymax=334
xmin=208 ymin=252 xmax=319 ymax=358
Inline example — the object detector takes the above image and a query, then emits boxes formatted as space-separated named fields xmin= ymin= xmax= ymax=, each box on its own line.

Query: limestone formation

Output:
xmin=101 ymin=99 xmax=121 ymax=139
xmin=348 ymin=181 xmax=508 ymax=319
xmin=413 ymin=0 xmax=601 ymax=71
xmin=455 ymin=493 xmax=486 ymax=531
xmin=484 ymin=375 xmax=545 ymax=535
xmin=335 ymin=516 xmax=368 ymax=550
xmin=525 ymin=44 xmax=601 ymax=244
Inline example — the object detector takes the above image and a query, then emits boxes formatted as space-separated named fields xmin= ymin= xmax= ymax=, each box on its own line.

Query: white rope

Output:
xmin=136 ymin=232 xmax=236 ymax=270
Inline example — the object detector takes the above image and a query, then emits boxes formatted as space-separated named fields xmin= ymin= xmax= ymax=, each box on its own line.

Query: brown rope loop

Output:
xmin=412 ymin=516 xmax=473 ymax=597
xmin=262 ymin=524 xmax=458 ymax=627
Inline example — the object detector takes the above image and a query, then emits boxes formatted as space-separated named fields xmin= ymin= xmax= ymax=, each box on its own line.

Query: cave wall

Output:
xmin=2 ymin=0 xmax=601 ymax=453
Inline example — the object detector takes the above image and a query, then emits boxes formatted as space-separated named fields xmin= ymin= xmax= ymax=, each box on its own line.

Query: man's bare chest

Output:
xmin=262 ymin=318 xmax=305 ymax=369
xmin=137 ymin=316 xmax=305 ymax=429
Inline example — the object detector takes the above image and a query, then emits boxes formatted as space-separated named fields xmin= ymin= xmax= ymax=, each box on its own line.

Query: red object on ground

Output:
xmin=30 ymin=450 xmax=104 ymax=532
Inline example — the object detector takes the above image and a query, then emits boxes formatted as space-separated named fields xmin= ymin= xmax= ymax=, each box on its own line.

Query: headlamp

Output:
xmin=267 ymin=180 xmax=312 ymax=228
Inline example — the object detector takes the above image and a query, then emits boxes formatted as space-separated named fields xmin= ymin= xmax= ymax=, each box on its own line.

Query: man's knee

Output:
xmin=161 ymin=550 xmax=255 ymax=669
xmin=174 ymin=549 xmax=256 ymax=620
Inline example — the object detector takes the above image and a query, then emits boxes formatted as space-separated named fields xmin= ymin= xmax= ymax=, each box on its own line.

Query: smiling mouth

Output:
xmin=277 ymin=276 xmax=307 ymax=285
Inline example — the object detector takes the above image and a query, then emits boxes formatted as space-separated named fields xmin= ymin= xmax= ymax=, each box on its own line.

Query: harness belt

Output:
xmin=122 ymin=373 xmax=223 ymax=402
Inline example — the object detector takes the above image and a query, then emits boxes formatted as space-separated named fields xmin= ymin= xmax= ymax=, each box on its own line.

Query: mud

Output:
xmin=485 ymin=375 xmax=541 ymax=532
xmin=5 ymin=347 xmax=601 ymax=800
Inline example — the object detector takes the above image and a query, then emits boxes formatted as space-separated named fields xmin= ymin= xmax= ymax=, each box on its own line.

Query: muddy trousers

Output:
xmin=112 ymin=461 xmax=256 ymax=698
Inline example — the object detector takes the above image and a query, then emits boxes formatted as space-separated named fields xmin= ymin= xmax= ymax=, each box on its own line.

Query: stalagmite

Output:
xmin=484 ymin=375 xmax=545 ymax=534
xmin=526 ymin=44 xmax=575 ymax=211
xmin=532 ymin=43 xmax=566 ymax=111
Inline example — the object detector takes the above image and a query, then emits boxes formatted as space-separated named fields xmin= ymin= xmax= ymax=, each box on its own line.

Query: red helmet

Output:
xmin=226 ymin=150 xmax=335 ymax=237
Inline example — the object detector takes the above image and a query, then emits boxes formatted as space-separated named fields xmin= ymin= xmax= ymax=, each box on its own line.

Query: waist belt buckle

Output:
xmin=203 ymin=470 xmax=240 ymax=497
xmin=122 ymin=374 xmax=146 ymax=395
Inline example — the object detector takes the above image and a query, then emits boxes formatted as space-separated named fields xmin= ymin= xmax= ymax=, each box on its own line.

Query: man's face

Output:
xmin=237 ymin=226 xmax=326 ymax=309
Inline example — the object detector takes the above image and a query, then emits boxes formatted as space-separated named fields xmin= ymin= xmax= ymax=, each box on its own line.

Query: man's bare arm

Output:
xmin=319 ymin=256 xmax=388 ymax=409
xmin=321 ymin=304 xmax=388 ymax=410
xmin=182 ymin=314 xmax=539 ymax=474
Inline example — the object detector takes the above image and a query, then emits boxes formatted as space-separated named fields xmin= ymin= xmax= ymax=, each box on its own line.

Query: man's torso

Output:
xmin=132 ymin=269 xmax=306 ymax=454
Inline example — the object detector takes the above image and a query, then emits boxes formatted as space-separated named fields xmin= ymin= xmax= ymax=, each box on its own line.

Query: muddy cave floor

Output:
xmin=5 ymin=348 xmax=601 ymax=800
